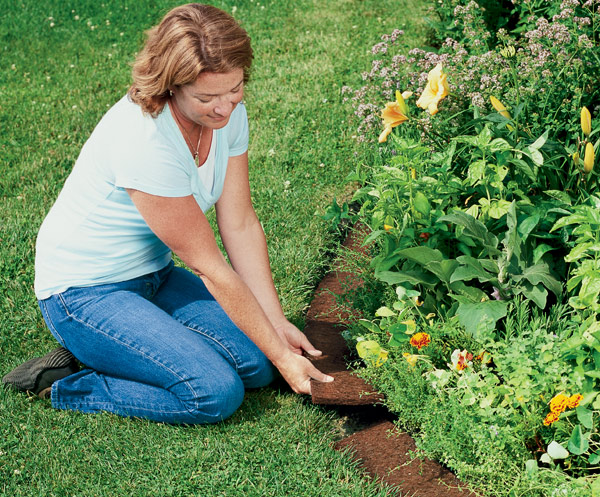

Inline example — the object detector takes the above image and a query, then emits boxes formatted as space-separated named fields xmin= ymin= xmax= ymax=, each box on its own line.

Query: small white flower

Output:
xmin=49 ymin=22 xmax=55 ymax=27
xmin=283 ymin=180 xmax=291 ymax=189
xmin=72 ymin=105 xmax=77 ymax=109
xmin=75 ymin=15 xmax=80 ymax=20
xmin=267 ymin=148 xmax=275 ymax=156
xmin=232 ymin=6 xmax=237 ymax=13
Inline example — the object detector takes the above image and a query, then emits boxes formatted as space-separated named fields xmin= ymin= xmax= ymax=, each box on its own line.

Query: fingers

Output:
xmin=307 ymin=363 xmax=334 ymax=384
xmin=299 ymin=334 xmax=322 ymax=357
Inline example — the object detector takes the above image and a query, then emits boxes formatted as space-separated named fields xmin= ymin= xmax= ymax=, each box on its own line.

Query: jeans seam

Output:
xmin=55 ymin=293 xmax=202 ymax=415
xmin=185 ymin=325 xmax=240 ymax=373
xmin=40 ymin=299 xmax=67 ymax=347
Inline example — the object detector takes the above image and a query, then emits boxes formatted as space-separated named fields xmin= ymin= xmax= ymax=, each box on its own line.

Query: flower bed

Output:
xmin=328 ymin=1 xmax=600 ymax=495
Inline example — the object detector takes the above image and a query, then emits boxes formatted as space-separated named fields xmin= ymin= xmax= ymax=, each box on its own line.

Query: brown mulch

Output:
xmin=303 ymin=224 xmax=480 ymax=497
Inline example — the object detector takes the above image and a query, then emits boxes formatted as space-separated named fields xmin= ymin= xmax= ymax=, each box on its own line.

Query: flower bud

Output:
xmin=584 ymin=142 xmax=595 ymax=173
xmin=490 ymin=96 xmax=511 ymax=119
xmin=581 ymin=107 xmax=591 ymax=136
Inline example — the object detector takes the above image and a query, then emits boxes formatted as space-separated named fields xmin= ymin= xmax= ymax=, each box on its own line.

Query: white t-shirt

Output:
xmin=34 ymin=95 xmax=248 ymax=299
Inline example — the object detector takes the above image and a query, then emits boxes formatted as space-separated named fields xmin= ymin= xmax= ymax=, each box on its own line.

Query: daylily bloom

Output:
xmin=378 ymin=90 xmax=412 ymax=143
xmin=490 ymin=96 xmax=511 ymax=120
xmin=416 ymin=64 xmax=449 ymax=115
xmin=584 ymin=142 xmax=595 ymax=173
xmin=581 ymin=107 xmax=591 ymax=136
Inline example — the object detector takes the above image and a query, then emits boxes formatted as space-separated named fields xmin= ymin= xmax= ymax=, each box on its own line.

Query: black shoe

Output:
xmin=2 ymin=347 xmax=79 ymax=395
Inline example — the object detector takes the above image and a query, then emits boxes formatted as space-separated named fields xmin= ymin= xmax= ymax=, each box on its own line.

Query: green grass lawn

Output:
xmin=0 ymin=1 xmax=426 ymax=495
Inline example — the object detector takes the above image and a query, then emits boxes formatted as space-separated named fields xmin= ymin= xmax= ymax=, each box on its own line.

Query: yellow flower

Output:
xmin=409 ymin=332 xmax=431 ymax=350
xmin=568 ymin=393 xmax=583 ymax=409
xmin=403 ymin=352 xmax=419 ymax=367
xmin=572 ymin=151 xmax=579 ymax=167
xmin=543 ymin=411 xmax=560 ymax=426
xmin=549 ymin=394 xmax=569 ymax=414
xmin=383 ymin=224 xmax=394 ymax=232
xmin=581 ymin=107 xmax=591 ymax=136
xmin=584 ymin=142 xmax=595 ymax=173
xmin=416 ymin=63 xmax=449 ymax=115
xmin=490 ymin=96 xmax=511 ymax=120
xmin=378 ymin=90 xmax=411 ymax=143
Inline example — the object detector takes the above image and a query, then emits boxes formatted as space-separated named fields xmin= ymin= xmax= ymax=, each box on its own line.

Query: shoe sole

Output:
xmin=2 ymin=347 xmax=79 ymax=394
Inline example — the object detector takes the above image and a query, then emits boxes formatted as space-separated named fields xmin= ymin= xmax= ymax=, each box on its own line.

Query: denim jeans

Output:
xmin=38 ymin=261 xmax=275 ymax=424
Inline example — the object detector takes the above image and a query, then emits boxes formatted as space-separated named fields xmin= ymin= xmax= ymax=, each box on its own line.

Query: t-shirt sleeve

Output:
xmin=227 ymin=103 xmax=249 ymax=157
xmin=113 ymin=146 xmax=192 ymax=197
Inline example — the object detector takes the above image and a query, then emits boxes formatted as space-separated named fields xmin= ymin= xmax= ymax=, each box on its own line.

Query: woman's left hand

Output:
xmin=273 ymin=319 xmax=322 ymax=357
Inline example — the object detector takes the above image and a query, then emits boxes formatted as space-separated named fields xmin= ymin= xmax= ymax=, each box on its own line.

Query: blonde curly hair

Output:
xmin=128 ymin=3 xmax=252 ymax=116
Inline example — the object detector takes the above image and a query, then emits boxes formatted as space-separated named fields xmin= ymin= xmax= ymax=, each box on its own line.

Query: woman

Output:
xmin=3 ymin=3 xmax=332 ymax=424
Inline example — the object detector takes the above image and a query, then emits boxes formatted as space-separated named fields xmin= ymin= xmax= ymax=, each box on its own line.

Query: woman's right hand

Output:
xmin=273 ymin=349 xmax=333 ymax=395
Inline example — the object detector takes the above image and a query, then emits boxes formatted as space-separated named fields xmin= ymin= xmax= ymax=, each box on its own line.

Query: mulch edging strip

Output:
xmin=303 ymin=225 xmax=479 ymax=497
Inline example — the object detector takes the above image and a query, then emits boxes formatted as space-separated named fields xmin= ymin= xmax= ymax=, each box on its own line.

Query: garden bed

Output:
xmin=303 ymin=225 xmax=479 ymax=496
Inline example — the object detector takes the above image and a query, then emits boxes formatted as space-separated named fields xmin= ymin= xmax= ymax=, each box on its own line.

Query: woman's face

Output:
xmin=172 ymin=69 xmax=244 ymax=129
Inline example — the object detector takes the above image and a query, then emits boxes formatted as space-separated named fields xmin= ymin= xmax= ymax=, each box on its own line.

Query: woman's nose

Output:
xmin=214 ymin=98 xmax=234 ymax=117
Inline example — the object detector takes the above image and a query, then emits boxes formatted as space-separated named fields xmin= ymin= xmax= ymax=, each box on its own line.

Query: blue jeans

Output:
xmin=38 ymin=261 xmax=275 ymax=424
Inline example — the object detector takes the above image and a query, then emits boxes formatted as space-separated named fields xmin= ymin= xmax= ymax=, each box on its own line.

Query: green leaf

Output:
xmin=451 ymin=256 xmax=495 ymax=283
xmin=375 ymin=306 xmax=396 ymax=317
xmin=375 ymin=269 xmax=438 ymax=287
xmin=567 ymin=425 xmax=589 ymax=455
xmin=457 ymin=300 xmax=508 ymax=337
xmin=517 ymin=263 xmax=562 ymax=296
xmin=547 ymin=441 xmax=569 ymax=460
xmin=425 ymin=259 xmax=459 ymax=284
xmin=533 ymin=244 xmax=555 ymax=264
xmin=522 ymin=284 xmax=548 ymax=309
xmin=358 ymin=320 xmax=380 ymax=334
xmin=413 ymin=191 xmax=431 ymax=217
xmin=489 ymin=137 xmax=511 ymax=152
xmin=439 ymin=211 xmax=500 ymax=255
xmin=593 ymin=472 xmax=600 ymax=497
xmin=589 ymin=452 xmax=600 ymax=465
xmin=529 ymin=130 xmax=548 ymax=150
xmin=544 ymin=190 xmax=572 ymax=206
xmin=396 ymin=247 xmax=444 ymax=266
xmin=488 ymin=199 xmax=512 ymax=220
xmin=510 ymin=158 xmax=536 ymax=182
xmin=576 ymin=407 xmax=594 ymax=430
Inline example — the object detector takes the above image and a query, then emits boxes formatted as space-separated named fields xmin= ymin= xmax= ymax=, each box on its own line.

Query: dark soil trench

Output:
xmin=303 ymin=226 xmax=480 ymax=497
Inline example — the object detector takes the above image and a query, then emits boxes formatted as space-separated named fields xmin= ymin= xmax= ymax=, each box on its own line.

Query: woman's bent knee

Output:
xmin=182 ymin=372 xmax=245 ymax=424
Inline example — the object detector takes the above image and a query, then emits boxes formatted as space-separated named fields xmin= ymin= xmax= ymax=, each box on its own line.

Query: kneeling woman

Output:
xmin=3 ymin=3 xmax=332 ymax=424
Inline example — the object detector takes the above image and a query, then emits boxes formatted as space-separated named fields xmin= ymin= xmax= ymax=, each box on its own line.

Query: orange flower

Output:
xmin=416 ymin=64 xmax=449 ymax=115
xmin=568 ymin=393 xmax=583 ymax=409
xmin=410 ymin=332 xmax=431 ymax=350
xmin=549 ymin=394 xmax=569 ymax=414
xmin=451 ymin=349 xmax=473 ymax=371
xmin=378 ymin=90 xmax=411 ymax=143
xmin=543 ymin=411 xmax=560 ymax=426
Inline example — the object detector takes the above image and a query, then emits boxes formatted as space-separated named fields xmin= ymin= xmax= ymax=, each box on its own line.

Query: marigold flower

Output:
xmin=568 ymin=393 xmax=583 ymax=409
xmin=409 ymin=332 xmax=431 ymax=350
xmin=490 ymin=96 xmax=511 ymax=120
xmin=584 ymin=142 xmax=595 ymax=173
xmin=581 ymin=106 xmax=591 ymax=136
xmin=543 ymin=411 xmax=560 ymax=426
xmin=549 ymin=394 xmax=570 ymax=414
xmin=378 ymin=90 xmax=411 ymax=143
xmin=416 ymin=64 xmax=449 ymax=116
